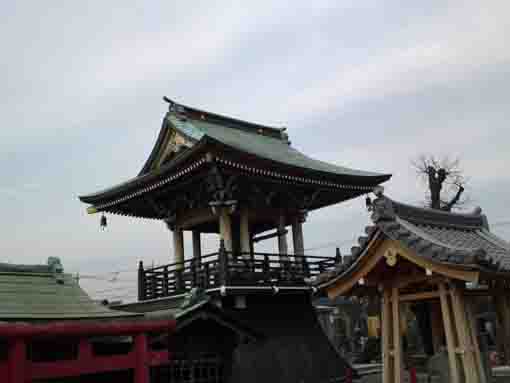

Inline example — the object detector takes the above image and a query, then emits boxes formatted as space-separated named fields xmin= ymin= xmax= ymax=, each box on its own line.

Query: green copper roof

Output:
xmin=0 ymin=267 xmax=140 ymax=321
xmin=79 ymin=101 xmax=391 ymax=206
xmin=169 ymin=114 xmax=384 ymax=178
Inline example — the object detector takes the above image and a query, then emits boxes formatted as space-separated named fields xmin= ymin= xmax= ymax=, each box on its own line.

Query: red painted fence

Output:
xmin=0 ymin=319 xmax=175 ymax=383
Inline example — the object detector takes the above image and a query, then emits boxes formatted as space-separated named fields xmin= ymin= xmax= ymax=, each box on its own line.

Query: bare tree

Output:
xmin=412 ymin=155 xmax=469 ymax=211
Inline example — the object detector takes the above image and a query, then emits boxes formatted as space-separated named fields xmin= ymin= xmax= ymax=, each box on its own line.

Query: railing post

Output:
xmin=302 ymin=256 xmax=309 ymax=277
xmin=218 ymin=239 xmax=229 ymax=285
xmin=191 ymin=258 xmax=198 ymax=288
xmin=263 ymin=254 xmax=270 ymax=280
xmin=250 ymin=250 xmax=255 ymax=272
xmin=204 ymin=263 xmax=210 ymax=288
xmin=162 ymin=266 xmax=169 ymax=296
xmin=175 ymin=269 xmax=184 ymax=293
xmin=138 ymin=261 xmax=146 ymax=301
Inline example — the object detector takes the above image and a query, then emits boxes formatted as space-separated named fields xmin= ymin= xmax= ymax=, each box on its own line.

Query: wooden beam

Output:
xmin=392 ymin=287 xmax=402 ymax=383
xmin=393 ymin=273 xmax=430 ymax=289
xmin=325 ymin=234 xmax=383 ymax=298
xmin=252 ymin=229 xmax=288 ymax=243
xmin=439 ymin=282 xmax=460 ymax=383
xmin=176 ymin=207 xmax=215 ymax=230
xmin=390 ymin=240 xmax=480 ymax=283
xmin=399 ymin=290 xmax=439 ymax=302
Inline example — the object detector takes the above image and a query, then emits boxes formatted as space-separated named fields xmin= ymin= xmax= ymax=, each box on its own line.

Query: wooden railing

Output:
xmin=138 ymin=244 xmax=338 ymax=301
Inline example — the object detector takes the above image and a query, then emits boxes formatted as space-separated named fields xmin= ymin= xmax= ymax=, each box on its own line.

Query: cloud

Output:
xmin=284 ymin=1 xmax=510 ymax=118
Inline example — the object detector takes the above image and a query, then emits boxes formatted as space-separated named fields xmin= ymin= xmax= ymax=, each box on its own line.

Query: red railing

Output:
xmin=0 ymin=319 xmax=174 ymax=383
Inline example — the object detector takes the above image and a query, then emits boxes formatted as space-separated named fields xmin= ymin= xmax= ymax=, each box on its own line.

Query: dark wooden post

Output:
xmin=191 ymin=258 xmax=198 ymax=288
xmin=218 ymin=239 xmax=229 ymax=285
xmin=175 ymin=269 xmax=184 ymax=293
xmin=250 ymin=248 xmax=255 ymax=272
xmin=204 ymin=263 xmax=210 ymax=288
xmin=138 ymin=261 xmax=146 ymax=301
xmin=302 ymin=256 xmax=309 ymax=277
xmin=162 ymin=266 xmax=169 ymax=296
xmin=263 ymin=254 xmax=270 ymax=279
xmin=192 ymin=230 xmax=202 ymax=265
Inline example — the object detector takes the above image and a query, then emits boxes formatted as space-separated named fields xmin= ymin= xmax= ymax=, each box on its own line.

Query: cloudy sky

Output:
xmin=1 ymin=1 xmax=509 ymax=301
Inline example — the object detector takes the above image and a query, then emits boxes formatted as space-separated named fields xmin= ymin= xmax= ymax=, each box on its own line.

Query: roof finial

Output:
xmin=163 ymin=96 xmax=174 ymax=106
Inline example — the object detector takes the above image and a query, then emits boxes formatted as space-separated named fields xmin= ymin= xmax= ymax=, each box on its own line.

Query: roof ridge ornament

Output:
xmin=370 ymin=189 xmax=395 ymax=223
xmin=164 ymin=96 xmax=187 ymax=121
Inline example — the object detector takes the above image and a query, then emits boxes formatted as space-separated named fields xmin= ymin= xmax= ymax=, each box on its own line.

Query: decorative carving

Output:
xmin=302 ymin=190 xmax=321 ymax=210
xmin=384 ymin=248 xmax=398 ymax=267
xmin=206 ymin=166 xmax=239 ymax=203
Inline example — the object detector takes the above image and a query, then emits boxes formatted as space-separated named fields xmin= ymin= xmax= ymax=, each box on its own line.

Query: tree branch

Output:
xmin=442 ymin=185 xmax=465 ymax=212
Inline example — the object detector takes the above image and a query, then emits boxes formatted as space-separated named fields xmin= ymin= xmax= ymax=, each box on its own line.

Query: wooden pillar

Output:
xmin=134 ymin=333 xmax=149 ymax=383
xmin=392 ymin=287 xmax=402 ymax=383
xmin=439 ymin=282 xmax=461 ymax=383
xmin=291 ymin=215 xmax=305 ymax=256
xmin=240 ymin=208 xmax=251 ymax=258
xmin=466 ymin=297 xmax=487 ymax=383
xmin=382 ymin=287 xmax=393 ymax=383
xmin=219 ymin=208 xmax=233 ymax=252
xmin=8 ymin=338 xmax=26 ymax=383
xmin=173 ymin=228 xmax=184 ymax=270
xmin=192 ymin=230 xmax=201 ymax=263
xmin=277 ymin=213 xmax=288 ymax=257
xmin=450 ymin=284 xmax=479 ymax=383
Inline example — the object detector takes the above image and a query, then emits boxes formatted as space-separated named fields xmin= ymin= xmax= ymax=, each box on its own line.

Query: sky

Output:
xmin=1 ymin=1 xmax=509 ymax=301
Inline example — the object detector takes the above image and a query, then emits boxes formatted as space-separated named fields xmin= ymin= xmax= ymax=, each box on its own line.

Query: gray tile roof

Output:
xmin=314 ymin=194 xmax=510 ymax=286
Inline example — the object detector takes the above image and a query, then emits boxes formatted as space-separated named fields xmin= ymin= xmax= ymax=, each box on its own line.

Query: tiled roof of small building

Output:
xmin=315 ymin=193 xmax=510 ymax=287
xmin=0 ymin=259 xmax=140 ymax=321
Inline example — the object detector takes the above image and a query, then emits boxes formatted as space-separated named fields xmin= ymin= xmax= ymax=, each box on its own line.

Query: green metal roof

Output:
xmin=0 ymin=269 xmax=140 ymax=321
xmin=169 ymin=114 xmax=384 ymax=178
xmin=79 ymin=101 xmax=391 ymax=206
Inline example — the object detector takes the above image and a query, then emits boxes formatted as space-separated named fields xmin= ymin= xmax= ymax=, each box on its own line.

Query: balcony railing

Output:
xmin=137 ymin=245 xmax=338 ymax=301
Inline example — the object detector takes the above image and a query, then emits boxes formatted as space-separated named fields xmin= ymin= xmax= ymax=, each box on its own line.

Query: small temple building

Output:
xmin=0 ymin=258 xmax=174 ymax=383
xmin=315 ymin=188 xmax=510 ymax=383
xmin=79 ymin=98 xmax=391 ymax=382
